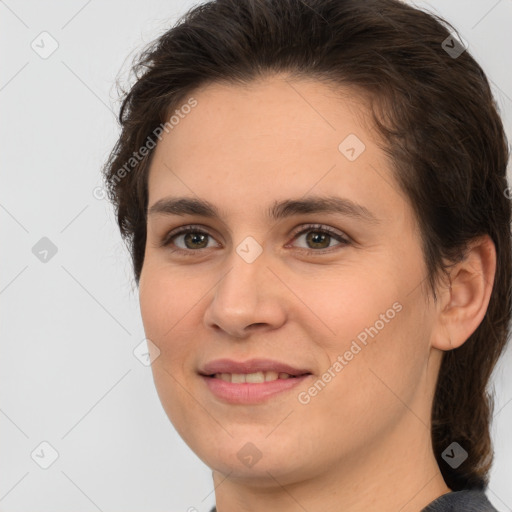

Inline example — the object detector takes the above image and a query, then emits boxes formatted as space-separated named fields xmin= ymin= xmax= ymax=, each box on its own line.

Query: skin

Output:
xmin=138 ymin=74 xmax=496 ymax=512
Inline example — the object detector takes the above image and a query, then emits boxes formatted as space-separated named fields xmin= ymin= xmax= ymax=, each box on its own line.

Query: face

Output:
xmin=139 ymin=75 xmax=441 ymax=486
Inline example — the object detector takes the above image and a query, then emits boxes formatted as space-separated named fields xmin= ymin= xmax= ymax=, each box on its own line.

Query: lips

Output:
xmin=199 ymin=358 xmax=313 ymax=404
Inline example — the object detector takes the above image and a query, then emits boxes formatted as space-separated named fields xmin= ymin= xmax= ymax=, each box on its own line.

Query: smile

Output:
xmin=199 ymin=359 xmax=313 ymax=404
xmin=211 ymin=371 xmax=295 ymax=383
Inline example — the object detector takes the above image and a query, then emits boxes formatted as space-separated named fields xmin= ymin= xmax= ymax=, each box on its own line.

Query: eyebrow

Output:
xmin=148 ymin=195 xmax=380 ymax=224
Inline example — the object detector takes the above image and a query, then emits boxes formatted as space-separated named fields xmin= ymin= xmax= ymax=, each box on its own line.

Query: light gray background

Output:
xmin=1 ymin=0 xmax=511 ymax=511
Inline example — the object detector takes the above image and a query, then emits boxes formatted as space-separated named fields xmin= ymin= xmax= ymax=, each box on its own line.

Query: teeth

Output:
xmin=246 ymin=371 xmax=265 ymax=383
xmin=265 ymin=371 xmax=279 ymax=381
xmin=214 ymin=371 xmax=293 ymax=383
xmin=231 ymin=373 xmax=246 ymax=384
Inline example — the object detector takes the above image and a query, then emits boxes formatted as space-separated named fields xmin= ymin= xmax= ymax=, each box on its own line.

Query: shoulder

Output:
xmin=421 ymin=489 xmax=499 ymax=512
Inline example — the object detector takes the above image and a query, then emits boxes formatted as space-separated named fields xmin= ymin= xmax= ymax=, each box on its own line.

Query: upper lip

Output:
xmin=199 ymin=358 xmax=312 ymax=377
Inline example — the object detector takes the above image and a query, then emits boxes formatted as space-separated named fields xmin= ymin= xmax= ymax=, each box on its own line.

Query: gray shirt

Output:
xmin=209 ymin=489 xmax=498 ymax=511
xmin=421 ymin=489 xmax=498 ymax=511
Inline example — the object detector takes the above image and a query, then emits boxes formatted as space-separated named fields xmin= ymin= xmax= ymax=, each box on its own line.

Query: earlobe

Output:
xmin=431 ymin=235 xmax=496 ymax=352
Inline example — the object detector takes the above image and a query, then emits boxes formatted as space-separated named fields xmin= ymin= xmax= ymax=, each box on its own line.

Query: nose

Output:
xmin=203 ymin=248 xmax=288 ymax=339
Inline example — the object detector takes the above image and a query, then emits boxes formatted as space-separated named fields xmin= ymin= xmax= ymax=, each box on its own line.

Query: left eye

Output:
xmin=290 ymin=225 xmax=349 ymax=251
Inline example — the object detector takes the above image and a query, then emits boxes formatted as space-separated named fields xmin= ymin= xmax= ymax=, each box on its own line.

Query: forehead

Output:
xmin=162 ymin=75 xmax=374 ymax=154
xmin=147 ymin=75 xmax=409 ymax=226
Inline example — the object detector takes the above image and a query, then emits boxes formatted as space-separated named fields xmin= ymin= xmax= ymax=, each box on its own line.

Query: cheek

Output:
xmin=139 ymin=265 xmax=194 ymax=343
xmin=300 ymin=265 xmax=402 ymax=355
xmin=302 ymin=264 xmax=429 ymax=407
xmin=138 ymin=268 xmax=199 ymax=392
xmin=294 ymin=299 xmax=430 ymax=460
xmin=139 ymin=268 xmax=200 ymax=433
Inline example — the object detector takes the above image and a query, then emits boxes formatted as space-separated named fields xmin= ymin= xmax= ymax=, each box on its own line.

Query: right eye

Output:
xmin=160 ymin=225 xmax=220 ymax=254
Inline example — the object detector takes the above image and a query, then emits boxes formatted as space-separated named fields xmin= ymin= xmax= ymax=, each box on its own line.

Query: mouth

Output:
xmin=199 ymin=358 xmax=313 ymax=404
xmin=208 ymin=371 xmax=303 ymax=384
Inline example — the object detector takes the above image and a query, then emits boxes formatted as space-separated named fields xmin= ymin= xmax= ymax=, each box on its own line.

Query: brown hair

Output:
xmin=102 ymin=0 xmax=511 ymax=491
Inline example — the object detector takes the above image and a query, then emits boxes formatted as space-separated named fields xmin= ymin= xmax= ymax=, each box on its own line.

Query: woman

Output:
xmin=103 ymin=0 xmax=511 ymax=510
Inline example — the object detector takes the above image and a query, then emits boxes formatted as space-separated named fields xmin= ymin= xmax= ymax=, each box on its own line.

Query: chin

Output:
xmin=191 ymin=433 xmax=313 ymax=483
xmin=208 ymin=455 xmax=310 ymax=486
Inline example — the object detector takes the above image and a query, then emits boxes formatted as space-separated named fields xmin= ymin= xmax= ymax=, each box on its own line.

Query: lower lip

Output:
xmin=201 ymin=375 xmax=311 ymax=404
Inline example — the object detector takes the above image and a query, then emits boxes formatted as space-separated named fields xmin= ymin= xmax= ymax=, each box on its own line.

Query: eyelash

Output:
xmin=160 ymin=223 xmax=350 ymax=256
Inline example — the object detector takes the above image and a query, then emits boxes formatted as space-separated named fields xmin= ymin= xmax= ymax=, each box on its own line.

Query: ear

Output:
xmin=431 ymin=234 xmax=496 ymax=351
